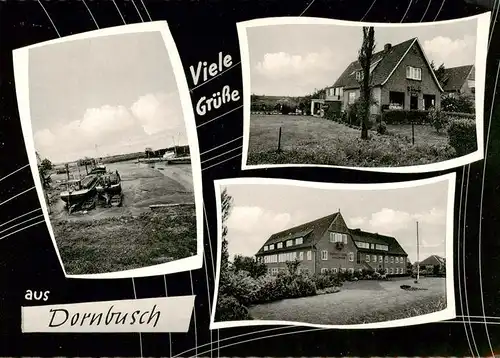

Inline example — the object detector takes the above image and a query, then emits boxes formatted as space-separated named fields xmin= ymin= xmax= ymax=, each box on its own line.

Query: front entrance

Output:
xmin=423 ymin=94 xmax=436 ymax=110
xmin=410 ymin=94 xmax=419 ymax=110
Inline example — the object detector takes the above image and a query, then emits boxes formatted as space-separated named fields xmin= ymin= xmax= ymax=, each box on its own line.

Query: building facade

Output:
xmin=419 ymin=255 xmax=445 ymax=272
xmin=255 ymin=211 xmax=409 ymax=276
xmin=312 ymin=38 xmax=443 ymax=117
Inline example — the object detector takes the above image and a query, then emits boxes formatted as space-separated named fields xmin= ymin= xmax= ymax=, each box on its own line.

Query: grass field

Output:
xmin=247 ymin=115 xmax=457 ymax=167
xmin=48 ymin=161 xmax=197 ymax=275
xmin=248 ymin=277 xmax=447 ymax=325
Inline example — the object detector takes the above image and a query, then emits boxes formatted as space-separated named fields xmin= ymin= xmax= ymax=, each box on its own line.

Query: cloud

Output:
xmin=131 ymin=92 xmax=184 ymax=135
xmin=368 ymin=207 xmax=446 ymax=233
xmin=226 ymin=206 xmax=292 ymax=257
xmin=348 ymin=216 xmax=366 ymax=227
xmin=255 ymin=48 xmax=337 ymax=82
xmin=423 ymin=35 xmax=476 ymax=67
xmin=33 ymin=92 xmax=185 ymax=163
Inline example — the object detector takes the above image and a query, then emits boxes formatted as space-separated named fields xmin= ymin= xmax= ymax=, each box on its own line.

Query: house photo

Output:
xmin=212 ymin=175 xmax=455 ymax=328
xmin=239 ymin=14 xmax=488 ymax=171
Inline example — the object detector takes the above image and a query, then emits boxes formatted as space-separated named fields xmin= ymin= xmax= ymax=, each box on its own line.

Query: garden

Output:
xmin=247 ymin=94 xmax=477 ymax=168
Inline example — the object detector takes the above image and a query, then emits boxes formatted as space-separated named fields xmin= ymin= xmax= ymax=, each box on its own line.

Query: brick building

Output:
xmin=255 ymin=211 xmax=409 ymax=276
xmin=441 ymin=64 xmax=475 ymax=97
xmin=311 ymin=37 xmax=443 ymax=116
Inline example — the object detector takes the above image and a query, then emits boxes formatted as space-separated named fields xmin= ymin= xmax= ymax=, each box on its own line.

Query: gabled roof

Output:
xmin=442 ymin=65 xmax=474 ymax=92
xmin=255 ymin=213 xmax=339 ymax=255
xmin=331 ymin=37 xmax=443 ymax=92
xmin=419 ymin=255 xmax=445 ymax=266
xmin=349 ymin=228 xmax=408 ymax=256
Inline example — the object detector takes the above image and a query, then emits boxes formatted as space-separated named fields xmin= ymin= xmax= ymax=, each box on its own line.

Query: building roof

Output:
xmin=442 ymin=65 xmax=474 ymax=92
xmin=256 ymin=212 xmax=408 ymax=257
xmin=349 ymin=228 xmax=408 ymax=256
xmin=419 ymin=254 xmax=445 ymax=266
xmin=255 ymin=213 xmax=339 ymax=255
xmin=331 ymin=37 xmax=443 ymax=92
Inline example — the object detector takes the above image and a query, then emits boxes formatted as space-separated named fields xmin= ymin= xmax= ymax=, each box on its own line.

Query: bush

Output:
xmin=382 ymin=110 xmax=430 ymax=125
xmin=377 ymin=121 xmax=387 ymax=135
xmin=447 ymin=118 xmax=477 ymax=156
xmin=215 ymin=295 xmax=251 ymax=321
xmin=311 ymin=272 xmax=342 ymax=290
xmin=442 ymin=93 xmax=475 ymax=114
xmin=252 ymin=273 xmax=316 ymax=304
xmin=222 ymin=270 xmax=260 ymax=306
xmin=428 ymin=108 xmax=447 ymax=133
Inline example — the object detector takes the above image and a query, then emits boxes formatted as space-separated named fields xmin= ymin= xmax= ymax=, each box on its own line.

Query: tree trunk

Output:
xmin=358 ymin=27 xmax=375 ymax=140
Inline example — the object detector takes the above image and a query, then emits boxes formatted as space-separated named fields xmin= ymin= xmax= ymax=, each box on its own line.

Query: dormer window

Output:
xmin=296 ymin=237 xmax=303 ymax=245
xmin=277 ymin=242 xmax=283 ymax=249
xmin=355 ymin=70 xmax=363 ymax=81
xmin=269 ymin=244 xmax=275 ymax=250
xmin=286 ymin=239 xmax=293 ymax=247
xmin=263 ymin=246 xmax=269 ymax=251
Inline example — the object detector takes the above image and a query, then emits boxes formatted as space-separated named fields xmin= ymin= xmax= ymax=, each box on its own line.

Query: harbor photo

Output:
xmin=212 ymin=175 xmax=455 ymax=329
xmin=14 ymin=22 xmax=202 ymax=277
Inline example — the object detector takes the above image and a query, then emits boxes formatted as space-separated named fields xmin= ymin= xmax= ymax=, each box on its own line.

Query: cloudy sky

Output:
xmin=246 ymin=18 xmax=478 ymax=96
xmin=222 ymin=179 xmax=450 ymax=264
xmin=28 ymin=31 xmax=187 ymax=164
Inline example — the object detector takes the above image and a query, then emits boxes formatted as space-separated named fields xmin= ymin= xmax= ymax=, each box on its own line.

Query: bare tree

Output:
xmin=358 ymin=27 xmax=375 ymax=140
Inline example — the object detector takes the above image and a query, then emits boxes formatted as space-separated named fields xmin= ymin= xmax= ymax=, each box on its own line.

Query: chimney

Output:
xmin=384 ymin=43 xmax=392 ymax=53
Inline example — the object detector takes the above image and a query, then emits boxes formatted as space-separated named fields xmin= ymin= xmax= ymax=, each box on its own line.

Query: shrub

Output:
xmin=428 ymin=108 xmax=447 ymax=133
xmin=442 ymin=93 xmax=475 ymax=114
xmin=215 ymin=295 xmax=251 ymax=321
xmin=382 ymin=110 xmax=429 ymax=125
xmin=252 ymin=273 xmax=316 ymax=304
xmin=311 ymin=272 xmax=342 ymax=290
xmin=317 ymin=286 xmax=341 ymax=295
xmin=377 ymin=121 xmax=387 ymax=135
xmin=220 ymin=270 xmax=259 ymax=306
xmin=447 ymin=118 xmax=477 ymax=156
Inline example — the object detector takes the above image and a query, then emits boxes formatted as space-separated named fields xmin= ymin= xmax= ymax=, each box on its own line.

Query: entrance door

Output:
xmin=423 ymin=94 xmax=436 ymax=110
xmin=410 ymin=94 xmax=419 ymax=110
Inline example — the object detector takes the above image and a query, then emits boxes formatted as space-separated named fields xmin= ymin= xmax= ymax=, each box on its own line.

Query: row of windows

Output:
xmin=263 ymin=237 xmax=304 ymax=252
xmin=330 ymin=232 xmax=348 ymax=244
xmin=354 ymin=241 xmax=389 ymax=251
xmin=260 ymin=250 xmax=312 ymax=264
xmin=365 ymin=254 xmax=405 ymax=264
xmin=320 ymin=267 xmax=405 ymax=274
xmin=321 ymin=250 xmax=354 ymax=261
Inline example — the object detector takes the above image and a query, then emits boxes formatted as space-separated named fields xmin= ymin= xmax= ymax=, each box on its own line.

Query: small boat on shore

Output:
xmin=96 ymin=171 xmax=122 ymax=195
xmin=60 ymin=174 xmax=99 ymax=204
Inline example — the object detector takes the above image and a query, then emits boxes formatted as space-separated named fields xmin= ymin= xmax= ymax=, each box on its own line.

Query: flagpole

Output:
xmin=416 ymin=221 xmax=420 ymax=284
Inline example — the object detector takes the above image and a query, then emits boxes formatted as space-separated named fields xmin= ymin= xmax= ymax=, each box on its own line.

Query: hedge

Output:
xmin=447 ymin=118 xmax=477 ymax=156
xmin=382 ymin=110 xmax=430 ymax=125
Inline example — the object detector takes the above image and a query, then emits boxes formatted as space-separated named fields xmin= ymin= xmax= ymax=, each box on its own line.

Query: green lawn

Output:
xmin=248 ymin=277 xmax=447 ymax=325
xmin=247 ymin=114 xmax=457 ymax=167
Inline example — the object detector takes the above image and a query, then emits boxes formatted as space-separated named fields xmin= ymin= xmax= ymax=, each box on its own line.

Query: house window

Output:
xmin=390 ymin=268 xmax=394 ymax=274
xmin=340 ymin=268 xmax=346 ymax=273
xmin=355 ymin=241 xmax=369 ymax=249
xmin=333 ymin=268 xmax=338 ymax=273
xmin=343 ymin=234 xmax=348 ymax=244
xmin=299 ymin=251 xmax=304 ymax=261
xmin=375 ymin=244 xmax=389 ymax=251
xmin=271 ymin=268 xmax=279 ymax=275
xmin=366 ymin=254 xmax=370 ymax=263
xmin=307 ymin=251 xmax=312 ymax=261
xmin=286 ymin=240 xmax=293 ymax=247
xmin=296 ymin=237 xmax=303 ymax=245
xmin=391 ymin=256 xmax=394 ymax=263
xmin=269 ymin=244 xmax=274 ymax=250
xmin=321 ymin=268 xmax=328 ymax=274
xmin=277 ymin=242 xmax=283 ymax=249
xmin=385 ymin=268 xmax=388 ymax=274
xmin=348 ymin=92 xmax=356 ymax=104
xmin=384 ymin=256 xmax=388 ymax=263
xmin=379 ymin=255 xmax=383 ymax=263
xmin=349 ymin=252 xmax=354 ymax=262
xmin=349 ymin=268 xmax=354 ymax=274
xmin=372 ymin=255 xmax=376 ymax=262
xmin=401 ymin=257 xmax=405 ymax=265
xmin=401 ymin=267 xmax=405 ymax=274
xmin=330 ymin=232 xmax=344 ymax=243
xmin=406 ymin=66 xmax=422 ymax=80
xmin=395 ymin=267 xmax=399 ymax=274
xmin=321 ymin=250 xmax=328 ymax=260
xmin=263 ymin=246 xmax=268 ymax=251
xmin=395 ymin=257 xmax=399 ymax=264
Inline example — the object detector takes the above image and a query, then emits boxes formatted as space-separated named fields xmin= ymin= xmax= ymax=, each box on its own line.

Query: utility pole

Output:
xmin=415 ymin=221 xmax=420 ymax=284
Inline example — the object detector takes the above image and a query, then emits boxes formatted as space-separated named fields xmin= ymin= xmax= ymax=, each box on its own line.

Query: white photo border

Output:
xmin=210 ymin=173 xmax=456 ymax=329
xmin=13 ymin=21 xmax=204 ymax=279
xmin=238 ymin=13 xmax=490 ymax=173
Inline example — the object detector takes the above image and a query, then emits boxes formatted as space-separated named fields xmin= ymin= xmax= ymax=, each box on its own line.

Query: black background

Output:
xmin=0 ymin=0 xmax=499 ymax=356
